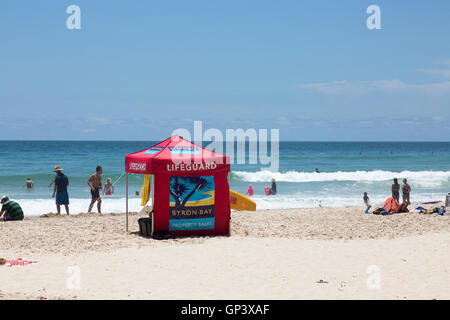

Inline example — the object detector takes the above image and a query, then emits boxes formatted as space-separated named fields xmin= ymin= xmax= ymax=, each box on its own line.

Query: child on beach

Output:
xmin=363 ymin=192 xmax=371 ymax=213
xmin=104 ymin=178 xmax=114 ymax=196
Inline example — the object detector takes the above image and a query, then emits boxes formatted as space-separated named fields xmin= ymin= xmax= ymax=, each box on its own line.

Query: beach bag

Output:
xmin=152 ymin=231 xmax=175 ymax=240
xmin=138 ymin=218 xmax=152 ymax=237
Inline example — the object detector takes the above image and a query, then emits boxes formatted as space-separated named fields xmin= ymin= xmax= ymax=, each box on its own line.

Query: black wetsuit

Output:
xmin=270 ymin=182 xmax=277 ymax=195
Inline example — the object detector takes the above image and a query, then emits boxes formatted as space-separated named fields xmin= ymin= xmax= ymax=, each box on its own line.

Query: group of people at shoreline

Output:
xmin=0 ymin=165 xmax=115 ymax=221
xmin=363 ymin=178 xmax=412 ymax=210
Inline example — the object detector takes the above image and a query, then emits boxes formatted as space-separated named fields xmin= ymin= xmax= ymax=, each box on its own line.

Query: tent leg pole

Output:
xmin=151 ymin=175 xmax=154 ymax=237
xmin=126 ymin=173 xmax=129 ymax=233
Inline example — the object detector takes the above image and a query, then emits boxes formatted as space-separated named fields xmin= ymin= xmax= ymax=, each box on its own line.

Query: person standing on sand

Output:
xmin=88 ymin=166 xmax=102 ymax=213
xmin=52 ymin=165 xmax=70 ymax=215
xmin=363 ymin=192 xmax=371 ymax=213
xmin=392 ymin=178 xmax=400 ymax=202
xmin=402 ymin=178 xmax=411 ymax=205
xmin=363 ymin=192 xmax=371 ymax=208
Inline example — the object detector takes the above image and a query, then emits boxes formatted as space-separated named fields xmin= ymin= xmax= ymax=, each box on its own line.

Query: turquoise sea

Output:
xmin=0 ymin=141 xmax=449 ymax=216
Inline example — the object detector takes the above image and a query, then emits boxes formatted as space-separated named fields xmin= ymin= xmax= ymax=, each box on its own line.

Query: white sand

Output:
xmin=1 ymin=206 xmax=450 ymax=299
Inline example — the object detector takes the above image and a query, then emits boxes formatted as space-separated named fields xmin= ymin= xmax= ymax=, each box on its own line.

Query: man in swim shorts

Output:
xmin=52 ymin=165 xmax=70 ymax=215
xmin=23 ymin=178 xmax=34 ymax=190
xmin=0 ymin=196 xmax=24 ymax=222
xmin=402 ymin=178 xmax=411 ymax=205
xmin=87 ymin=165 xmax=102 ymax=213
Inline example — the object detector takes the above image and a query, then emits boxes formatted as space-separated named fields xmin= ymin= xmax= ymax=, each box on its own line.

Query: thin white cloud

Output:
xmin=297 ymin=79 xmax=450 ymax=96
xmin=417 ymin=68 xmax=450 ymax=78
xmin=276 ymin=116 xmax=291 ymax=126
xmin=437 ymin=58 xmax=450 ymax=66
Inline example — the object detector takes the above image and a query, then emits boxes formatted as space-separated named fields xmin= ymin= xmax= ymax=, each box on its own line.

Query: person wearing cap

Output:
xmin=0 ymin=196 xmax=24 ymax=222
xmin=52 ymin=165 xmax=70 ymax=215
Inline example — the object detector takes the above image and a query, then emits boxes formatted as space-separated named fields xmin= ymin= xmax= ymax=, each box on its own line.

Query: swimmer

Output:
xmin=23 ymin=178 xmax=34 ymax=190
xmin=269 ymin=179 xmax=277 ymax=195
xmin=104 ymin=178 xmax=114 ymax=196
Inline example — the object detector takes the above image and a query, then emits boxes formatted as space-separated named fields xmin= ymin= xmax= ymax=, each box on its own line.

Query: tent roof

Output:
xmin=125 ymin=135 xmax=230 ymax=175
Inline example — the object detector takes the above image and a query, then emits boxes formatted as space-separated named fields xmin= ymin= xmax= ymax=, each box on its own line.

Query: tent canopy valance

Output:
xmin=125 ymin=135 xmax=230 ymax=176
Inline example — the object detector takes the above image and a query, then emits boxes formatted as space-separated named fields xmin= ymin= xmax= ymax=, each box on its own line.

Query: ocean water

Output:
xmin=0 ymin=141 xmax=449 ymax=217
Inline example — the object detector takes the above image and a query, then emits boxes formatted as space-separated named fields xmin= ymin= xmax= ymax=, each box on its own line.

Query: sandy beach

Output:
xmin=1 ymin=205 xmax=450 ymax=300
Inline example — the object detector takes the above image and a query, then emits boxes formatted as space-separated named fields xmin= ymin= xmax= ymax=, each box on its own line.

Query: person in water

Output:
xmin=246 ymin=184 xmax=254 ymax=196
xmin=392 ymin=178 xmax=400 ymax=202
xmin=104 ymin=178 xmax=114 ymax=196
xmin=52 ymin=165 xmax=70 ymax=215
xmin=23 ymin=178 xmax=34 ymax=190
xmin=402 ymin=178 xmax=411 ymax=205
xmin=88 ymin=166 xmax=103 ymax=213
xmin=269 ymin=178 xmax=277 ymax=195
xmin=315 ymin=168 xmax=320 ymax=173
xmin=0 ymin=196 xmax=24 ymax=222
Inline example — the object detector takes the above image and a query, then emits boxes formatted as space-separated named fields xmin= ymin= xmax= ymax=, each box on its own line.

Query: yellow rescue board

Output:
xmin=230 ymin=190 xmax=256 ymax=211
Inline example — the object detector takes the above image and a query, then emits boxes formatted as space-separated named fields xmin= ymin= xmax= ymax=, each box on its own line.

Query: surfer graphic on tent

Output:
xmin=169 ymin=176 xmax=216 ymax=231
xmin=170 ymin=176 xmax=214 ymax=209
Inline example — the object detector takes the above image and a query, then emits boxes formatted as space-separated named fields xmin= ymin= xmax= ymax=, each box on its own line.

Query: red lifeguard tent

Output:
xmin=125 ymin=135 xmax=231 ymax=236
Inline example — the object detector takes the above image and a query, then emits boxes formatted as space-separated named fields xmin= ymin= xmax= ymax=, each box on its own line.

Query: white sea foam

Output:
xmin=14 ymin=192 xmax=447 ymax=217
xmin=233 ymin=170 xmax=450 ymax=187
xmin=250 ymin=193 xmax=446 ymax=210
xmin=16 ymin=198 xmax=143 ymax=217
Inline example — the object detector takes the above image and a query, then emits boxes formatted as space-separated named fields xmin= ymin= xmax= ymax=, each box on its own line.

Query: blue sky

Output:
xmin=1 ymin=0 xmax=449 ymax=141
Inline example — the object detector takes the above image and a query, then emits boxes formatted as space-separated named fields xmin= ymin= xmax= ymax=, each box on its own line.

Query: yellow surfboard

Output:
xmin=230 ymin=190 xmax=256 ymax=211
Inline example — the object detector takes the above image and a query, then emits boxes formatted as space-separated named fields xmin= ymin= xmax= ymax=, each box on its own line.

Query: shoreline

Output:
xmin=1 ymin=207 xmax=450 ymax=299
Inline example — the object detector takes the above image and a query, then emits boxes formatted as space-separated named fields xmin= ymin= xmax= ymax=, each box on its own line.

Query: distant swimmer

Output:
xmin=315 ymin=168 xmax=320 ymax=173
xmin=246 ymin=184 xmax=254 ymax=196
xmin=23 ymin=178 xmax=34 ymax=190
xmin=104 ymin=178 xmax=114 ymax=196
xmin=269 ymin=178 xmax=277 ymax=195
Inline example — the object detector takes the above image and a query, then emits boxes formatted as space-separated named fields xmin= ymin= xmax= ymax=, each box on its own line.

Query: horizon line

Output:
xmin=0 ymin=139 xmax=449 ymax=143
